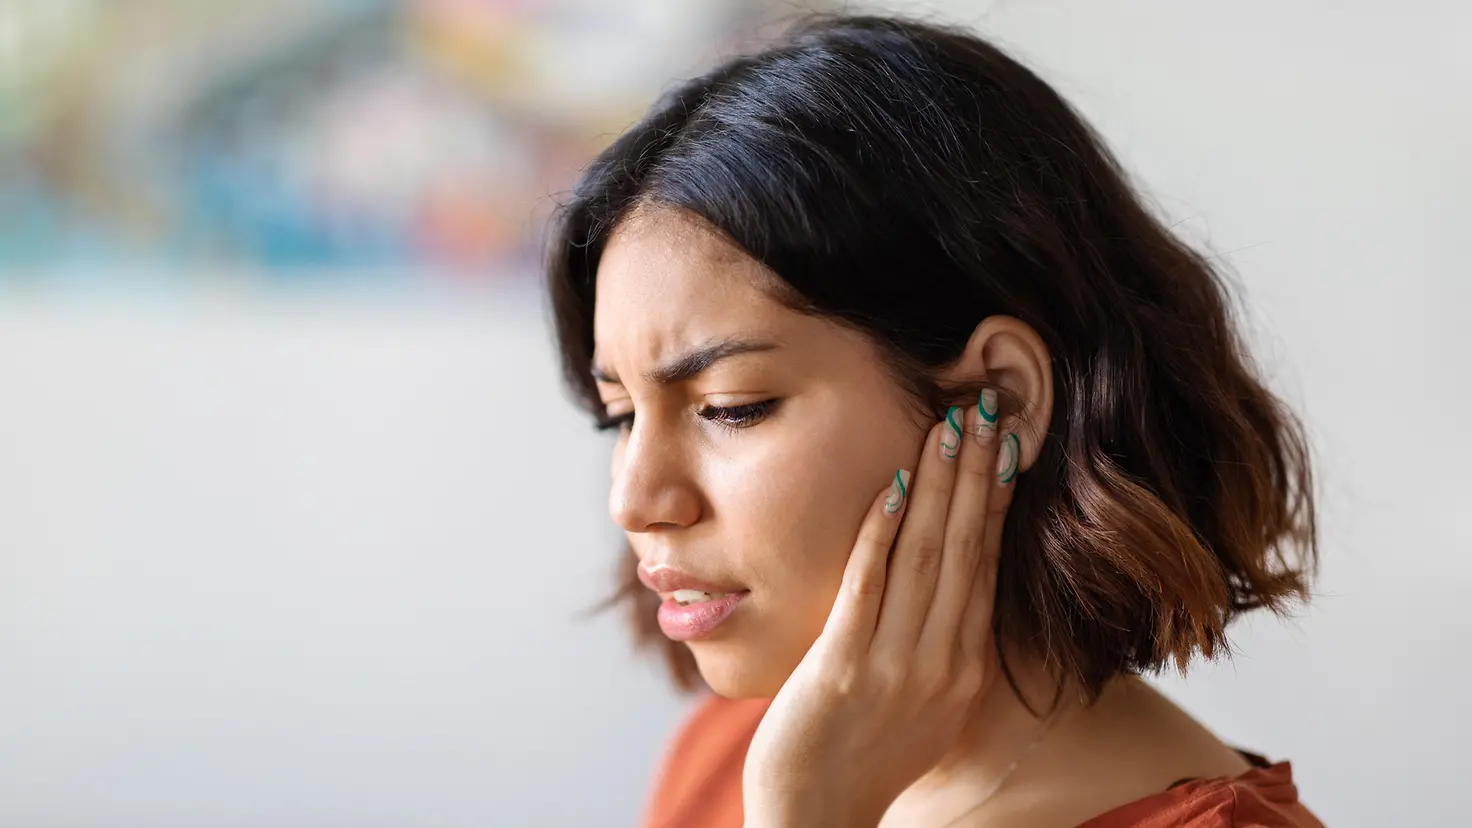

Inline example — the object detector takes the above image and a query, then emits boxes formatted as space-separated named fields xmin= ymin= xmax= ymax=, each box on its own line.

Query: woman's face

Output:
xmin=593 ymin=209 xmax=929 ymax=697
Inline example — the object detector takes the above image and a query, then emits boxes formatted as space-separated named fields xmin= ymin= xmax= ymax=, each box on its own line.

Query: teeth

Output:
xmin=671 ymin=589 xmax=730 ymax=605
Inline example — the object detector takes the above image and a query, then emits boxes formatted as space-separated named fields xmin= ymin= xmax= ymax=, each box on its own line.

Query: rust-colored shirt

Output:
xmin=639 ymin=694 xmax=1324 ymax=828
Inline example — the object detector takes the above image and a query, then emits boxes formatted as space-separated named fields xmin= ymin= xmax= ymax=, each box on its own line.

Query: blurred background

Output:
xmin=0 ymin=0 xmax=791 ymax=276
xmin=0 ymin=1 xmax=1466 ymax=826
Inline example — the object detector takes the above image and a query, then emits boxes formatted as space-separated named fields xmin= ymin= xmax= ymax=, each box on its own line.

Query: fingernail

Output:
xmin=978 ymin=388 xmax=999 ymax=427
xmin=996 ymin=432 xmax=1021 ymax=484
xmin=940 ymin=406 xmax=963 ymax=461
xmin=884 ymin=469 xmax=911 ymax=515
xmin=974 ymin=388 xmax=999 ymax=445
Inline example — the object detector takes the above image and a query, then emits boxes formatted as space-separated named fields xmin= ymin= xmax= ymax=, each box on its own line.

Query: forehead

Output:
xmin=592 ymin=210 xmax=791 ymax=366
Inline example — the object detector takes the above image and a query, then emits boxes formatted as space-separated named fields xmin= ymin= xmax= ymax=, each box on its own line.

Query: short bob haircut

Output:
xmin=546 ymin=14 xmax=1317 ymax=701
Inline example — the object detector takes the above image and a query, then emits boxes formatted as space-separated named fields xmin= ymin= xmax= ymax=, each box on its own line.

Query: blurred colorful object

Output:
xmin=0 ymin=0 xmax=811 ymax=280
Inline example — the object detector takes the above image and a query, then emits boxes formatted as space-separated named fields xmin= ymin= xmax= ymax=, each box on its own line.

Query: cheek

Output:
xmin=717 ymin=413 xmax=916 ymax=595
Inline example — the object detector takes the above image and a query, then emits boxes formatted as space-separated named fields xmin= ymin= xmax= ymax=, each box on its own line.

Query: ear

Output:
xmin=939 ymin=315 xmax=1054 ymax=474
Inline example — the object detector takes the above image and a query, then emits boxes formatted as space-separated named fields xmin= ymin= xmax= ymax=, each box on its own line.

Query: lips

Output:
xmin=657 ymin=593 xmax=747 ymax=641
xmin=636 ymin=564 xmax=740 ymax=595
xmin=637 ymin=562 xmax=750 ymax=641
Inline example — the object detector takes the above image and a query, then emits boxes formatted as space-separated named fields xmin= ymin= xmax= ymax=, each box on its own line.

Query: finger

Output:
xmin=961 ymin=576 xmax=1004 ymax=718
xmin=919 ymin=389 xmax=1016 ymax=656
xmin=871 ymin=418 xmax=962 ymax=656
xmin=957 ymin=480 xmax=1009 ymax=659
xmin=958 ymin=425 xmax=1022 ymax=658
xmin=818 ymin=470 xmax=911 ymax=654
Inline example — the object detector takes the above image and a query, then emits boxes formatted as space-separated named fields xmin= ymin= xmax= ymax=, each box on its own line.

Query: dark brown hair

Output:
xmin=546 ymin=14 xmax=1317 ymax=700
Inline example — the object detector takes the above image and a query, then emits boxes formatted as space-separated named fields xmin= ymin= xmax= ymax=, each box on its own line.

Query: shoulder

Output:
xmin=956 ymin=759 xmax=1323 ymax=828
xmin=1068 ymin=760 xmax=1326 ymax=828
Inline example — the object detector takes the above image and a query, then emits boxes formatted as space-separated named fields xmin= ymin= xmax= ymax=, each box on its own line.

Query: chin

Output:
xmin=687 ymin=639 xmax=794 ymax=699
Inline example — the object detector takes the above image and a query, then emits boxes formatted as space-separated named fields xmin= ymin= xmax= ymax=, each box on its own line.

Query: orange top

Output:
xmin=639 ymin=694 xmax=1324 ymax=828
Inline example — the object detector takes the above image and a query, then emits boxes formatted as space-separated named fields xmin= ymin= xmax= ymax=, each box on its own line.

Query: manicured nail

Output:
xmin=996 ymin=432 xmax=1021 ymax=484
xmin=884 ymin=469 xmax=911 ymax=515
xmin=977 ymin=388 xmax=999 ymax=430
xmin=974 ymin=388 xmax=1000 ymax=446
xmin=940 ymin=406 xmax=963 ymax=460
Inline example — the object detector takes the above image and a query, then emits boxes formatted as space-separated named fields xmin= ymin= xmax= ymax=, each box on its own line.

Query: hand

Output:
xmin=742 ymin=393 xmax=1020 ymax=828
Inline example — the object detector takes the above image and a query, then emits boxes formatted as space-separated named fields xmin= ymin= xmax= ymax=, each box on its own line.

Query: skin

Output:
xmin=594 ymin=207 xmax=930 ymax=697
xmin=593 ymin=207 xmax=1252 ymax=827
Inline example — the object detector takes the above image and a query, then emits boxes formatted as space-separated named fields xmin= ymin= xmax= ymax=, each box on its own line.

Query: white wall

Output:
xmin=1 ymin=2 xmax=1466 ymax=826
xmin=0 ymin=284 xmax=688 ymax=827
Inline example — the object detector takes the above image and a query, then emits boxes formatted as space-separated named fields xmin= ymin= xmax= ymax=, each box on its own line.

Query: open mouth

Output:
xmin=655 ymin=590 xmax=751 ymax=641
xmin=667 ymin=589 xmax=741 ymax=606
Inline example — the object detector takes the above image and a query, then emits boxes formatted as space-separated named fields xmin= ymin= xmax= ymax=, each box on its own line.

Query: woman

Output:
xmin=547 ymin=14 xmax=1323 ymax=828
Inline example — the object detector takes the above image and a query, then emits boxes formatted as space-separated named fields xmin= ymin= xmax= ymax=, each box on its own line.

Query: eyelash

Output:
xmin=595 ymin=413 xmax=634 ymax=433
xmin=701 ymin=400 xmax=780 ymax=433
xmin=595 ymin=400 xmax=780 ymax=435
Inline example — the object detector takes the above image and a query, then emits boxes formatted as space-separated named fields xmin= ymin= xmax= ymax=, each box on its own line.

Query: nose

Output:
xmin=608 ymin=423 xmax=702 ymax=533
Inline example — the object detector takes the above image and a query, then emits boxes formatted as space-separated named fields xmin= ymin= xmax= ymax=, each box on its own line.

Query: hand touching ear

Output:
xmin=742 ymin=391 xmax=1021 ymax=828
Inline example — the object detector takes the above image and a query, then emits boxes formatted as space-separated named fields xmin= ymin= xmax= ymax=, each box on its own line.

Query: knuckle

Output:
xmin=947 ymin=532 xmax=985 ymax=563
xmin=848 ymin=572 xmax=886 ymax=598
xmin=873 ymin=658 xmax=908 ymax=694
xmin=857 ymin=520 xmax=893 ymax=547
xmin=825 ymin=661 xmax=864 ymax=696
xmin=905 ymin=542 xmax=943 ymax=575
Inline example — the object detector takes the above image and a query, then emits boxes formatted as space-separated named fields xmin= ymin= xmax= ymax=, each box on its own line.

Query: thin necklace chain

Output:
xmin=936 ymin=708 xmax=1065 ymax=828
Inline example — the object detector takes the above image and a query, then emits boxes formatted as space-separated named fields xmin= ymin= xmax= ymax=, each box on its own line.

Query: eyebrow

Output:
xmin=591 ymin=338 xmax=780 ymax=387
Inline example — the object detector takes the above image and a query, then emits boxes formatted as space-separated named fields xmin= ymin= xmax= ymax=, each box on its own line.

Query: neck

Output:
xmin=885 ymin=647 xmax=1088 ymax=822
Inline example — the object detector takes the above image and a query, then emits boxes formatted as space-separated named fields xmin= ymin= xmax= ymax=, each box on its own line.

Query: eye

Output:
xmin=595 ymin=411 xmax=634 ymax=433
xmin=698 ymin=399 xmax=780 ymax=433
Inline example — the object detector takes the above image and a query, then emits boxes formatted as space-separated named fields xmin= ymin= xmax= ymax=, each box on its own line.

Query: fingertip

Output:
xmin=996 ymin=431 xmax=1021 ymax=485
xmin=882 ymin=468 xmax=911 ymax=517
xmin=939 ymin=409 xmax=964 ymax=462
xmin=974 ymin=388 xmax=1001 ymax=443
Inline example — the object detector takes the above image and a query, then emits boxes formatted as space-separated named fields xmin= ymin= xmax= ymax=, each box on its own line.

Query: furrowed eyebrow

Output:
xmin=591 ymin=338 xmax=779 ymax=387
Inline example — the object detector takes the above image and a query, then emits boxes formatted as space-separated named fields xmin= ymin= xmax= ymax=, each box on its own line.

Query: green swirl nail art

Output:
xmin=978 ymin=387 xmax=1000 ymax=428
xmin=941 ymin=406 xmax=963 ymax=459
xmin=884 ymin=469 xmax=910 ymax=514
xmin=997 ymin=432 xmax=1021 ymax=484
